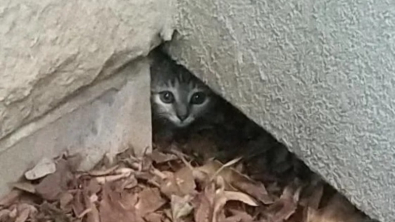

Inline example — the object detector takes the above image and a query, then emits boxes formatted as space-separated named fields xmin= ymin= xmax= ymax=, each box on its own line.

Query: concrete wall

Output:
xmin=165 ymin=0 xmax=395 ymax=221
xmin=0 ymin=0 xmax=175 ymax=197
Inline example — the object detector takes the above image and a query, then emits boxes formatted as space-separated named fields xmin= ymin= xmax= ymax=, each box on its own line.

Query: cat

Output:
xmin=149 ymin=47 xmax=312 ymax=185
xmin=149 ymin=48 xmax=218 ymax=141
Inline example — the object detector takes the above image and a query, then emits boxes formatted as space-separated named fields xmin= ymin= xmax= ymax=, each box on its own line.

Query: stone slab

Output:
xmin=0 ymin=59 xmax=151 ymax=197
xmin=0 ymin=0 xmax=175 ymax=140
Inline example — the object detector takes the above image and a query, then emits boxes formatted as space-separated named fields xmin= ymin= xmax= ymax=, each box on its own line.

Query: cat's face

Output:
xmin=150 ymin=51 xmax=214 ymax=128
xmin=151 ymin=73 xmax=214 ymax=128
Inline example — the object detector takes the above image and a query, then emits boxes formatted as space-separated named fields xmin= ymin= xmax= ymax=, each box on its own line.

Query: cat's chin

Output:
xmin=169 ymin=118 xmax=194 ymax=128
xmin=172 ymin=121 xmax=192 ymax=128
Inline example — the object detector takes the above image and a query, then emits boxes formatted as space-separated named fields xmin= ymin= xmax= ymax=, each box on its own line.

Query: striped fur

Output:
xmin=149 ymin=49 xmax=216 ymax=129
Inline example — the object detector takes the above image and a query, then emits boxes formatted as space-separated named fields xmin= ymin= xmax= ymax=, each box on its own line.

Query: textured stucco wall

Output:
xmin=165 ymin=0 xmax=395 ymax=221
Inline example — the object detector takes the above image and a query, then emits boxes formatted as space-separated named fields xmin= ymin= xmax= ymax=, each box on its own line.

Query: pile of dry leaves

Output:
xmin=0 ymin=146 xmax=370 ymax=222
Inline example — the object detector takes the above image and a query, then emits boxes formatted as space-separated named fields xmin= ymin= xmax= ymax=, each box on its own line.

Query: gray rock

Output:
xmin=0 ymin=0 xmax=175 ymax=197
xmin=0 ymin=0 xmax=175 ymax=140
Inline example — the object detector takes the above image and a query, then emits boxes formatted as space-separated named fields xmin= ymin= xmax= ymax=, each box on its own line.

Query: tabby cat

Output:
xmin=149 ymin=47 xmax=312 ymax=185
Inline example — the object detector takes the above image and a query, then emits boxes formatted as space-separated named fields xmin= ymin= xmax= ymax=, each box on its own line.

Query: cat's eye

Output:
xmin=159 ymin=91 xmax=174 ymax=104
xmin=190 ymin=92 xmax=206 ymax=105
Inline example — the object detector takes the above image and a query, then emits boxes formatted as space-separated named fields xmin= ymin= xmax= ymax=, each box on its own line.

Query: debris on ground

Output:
xmin=0 ymin=144 xmax=370 ymax=222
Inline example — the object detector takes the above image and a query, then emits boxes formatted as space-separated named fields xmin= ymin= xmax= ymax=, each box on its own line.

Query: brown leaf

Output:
xmin=84 ymin=179 xmax=101 ymax=196
xmin=135 ymin=187 xmax=166 ymax=217
xmin=19 ymin=203 xmax=38 ymax=216
xmin=116 ymin=174 xmax=138 ymax=191
xmin=193 ymin=184 xmax=215 ymax=222
xmin=137 ymin=170 xmax=158 ymax=185
xmin=95 ymin=173 xmax=131 ymax=184
xmin=266 ymin=185 xmax=301 ymax=222
xmin=0 ymin=209 xmax=11 ymax=221
xmin=15 ymin=207 xmax=30 ymax=222
xmin=119 ymin=150 xmax=152 ymax=172
xmin=234 ymin=162 xmax=244 ymax=173
xmin=99 ymin=184 xmax=143 ymax=222
xmin=160 ymin=166 xmax=196 ymax=198
xmin=195 ymin=159 xmax=273 ymax=205
xmin=119 ymin=190 xmax=139 ymax=210
xmin=158 ymin=171 xmax=181 ymax=198
xmin=194 ymin=160 xmax=235 ymax=190
xmin=9 ymin=207 xmax=17 ymax=219
xmin=35 ymin=159 xmax=73 ymax=201
xmin=286 ymin=203 xmax=306 ymax=222
xmin=210 ymin=157 xmax=242 ymax=180
xmin=0 ymin=189 xmax=22 ymax=208
xmin=174 ymin=166 xmax=196 ymax=195
xmin=59 ymin=192 xmax=74 ymax=211
xmin=223 ymin=191 xmax=258 ymax=207
xmin=150 ymin=150 xmax=179 ymax=164
xmin=305 ymin=193 xmax=365 ymax=222
xmin=212 ymin=193 xmax=227 ymax=222
xmin=212 ymin=179 xmax=232 ymax=222
xmin=232 ymin=180 xmax=273 ymax=205
xmin=39 ymin=201 xmax=70 ymax=222
xmin=72 ymin=190 xmax=86 ymax=217
xmin=144 ymin=212 xmax=165 ymax=222
xmin=84 ymin=190 xmax=100 ymax=222
xmin=171 ymin=195 xmax=193 ymax=221
xmin=163 ymin=209 xmax=173 ymax=221
xmin=306 ymin=183 xmax=324 ymax=209
xmin=88 ymin=165 xmax=119 ymax=176
xmin=212 ymin=176 xmax=257 ymax=222
xmin=223 ymin=209 xmax=254 ymax=222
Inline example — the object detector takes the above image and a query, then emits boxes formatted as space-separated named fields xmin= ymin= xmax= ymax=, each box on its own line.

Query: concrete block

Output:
xmin=0 ymin=59 xmax=151 ymax=197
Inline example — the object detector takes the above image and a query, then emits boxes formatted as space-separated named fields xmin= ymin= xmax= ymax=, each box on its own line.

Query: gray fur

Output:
xmin=150 ymin=49 xmax=216 ymax=128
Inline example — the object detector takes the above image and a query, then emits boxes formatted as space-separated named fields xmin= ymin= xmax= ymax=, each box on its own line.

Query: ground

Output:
xmin=0 ymin=136 xmax=370 ymax=222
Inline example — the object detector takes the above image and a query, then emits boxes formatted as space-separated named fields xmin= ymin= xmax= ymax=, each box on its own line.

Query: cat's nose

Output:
xmin=177 ymin=113 xmax=188 ymax=121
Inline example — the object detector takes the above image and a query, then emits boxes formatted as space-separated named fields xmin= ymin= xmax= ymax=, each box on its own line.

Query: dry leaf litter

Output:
xmin=0 ymin=138 xmax=373 ymax=222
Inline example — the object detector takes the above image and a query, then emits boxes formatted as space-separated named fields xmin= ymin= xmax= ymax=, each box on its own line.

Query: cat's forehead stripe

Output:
xmin=176 ymin=73 xmax=191 ymax=83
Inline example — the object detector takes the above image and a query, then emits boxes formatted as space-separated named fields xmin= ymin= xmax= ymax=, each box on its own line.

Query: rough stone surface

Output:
xmin=0 ymin=59 xmax=151 ymax=197
xmin=0 ymin=0 xmax=175 ymax=140
xmin=165 ymin=0 xmax=395 ymax=221
xmin=0 ymin=0 xmax=174 ymax=198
